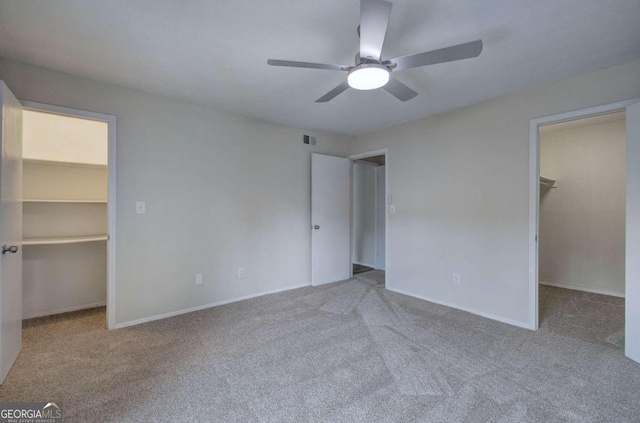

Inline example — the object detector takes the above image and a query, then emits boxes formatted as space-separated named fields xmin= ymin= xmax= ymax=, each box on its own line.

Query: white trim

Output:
xmin=529 ymin=98 xmax=639 ymax=331
xmin=387 ymin=287 xmax=532 ymax=330
xmin=539 ymin=281 xmax=624 ymax=298
xmin=373 ymin=165 xmax=386 ymax=271
xmin=349 ymin=148 xmax=388 ymax=161
xmin=352 ymin=159 xmax=378 ymax=167
xmin=374 ymin=164 xmax=378 ymax=271
xmin=528 ymin=118 xmax=540 ymax=330
xmin=23 ymin=302 xmax=106 ymax=320
xmin=20 ymin=101 xmax=117 ymax=330
xmin=114 ymin=283 xmax=310 ymax=329
xmin=348 ymin=148 xmax=389 ymax=288
xmin=350 ymin=160 xmax=354 ymax=279
xmin=626 ymin=101 xmax=640 ymax=363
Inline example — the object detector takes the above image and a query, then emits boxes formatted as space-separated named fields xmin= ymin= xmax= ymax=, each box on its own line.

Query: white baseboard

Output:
xmin=24 ymin=302 xmax=106 ymax=320
xmin=539 ymin=281 xmax=624 ymax=298
xmin=114 ymin=283 xmax=311 ymax=329
xmin=386 ymin=287 xmax=533 ymax=330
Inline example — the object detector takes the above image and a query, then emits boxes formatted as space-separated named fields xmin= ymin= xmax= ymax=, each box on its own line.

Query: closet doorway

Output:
xmin=21 ymin=103 xmax=116 ymax=329
xmin=352 ymin=155 xmax=385 ymax=275
xmin=349 ymin=149 xmax=388 ymax=289
xmin=530 ymin=98 xmax=640 ymax=364
xmin=538 ymin=111 xmax=626 ymax=349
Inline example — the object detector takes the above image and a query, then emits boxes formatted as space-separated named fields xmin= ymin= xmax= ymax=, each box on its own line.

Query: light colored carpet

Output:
xmin=1 ymin=271 xmax=639 ymax=422
xmin=539 ymin=285 xmax=625 ymax=350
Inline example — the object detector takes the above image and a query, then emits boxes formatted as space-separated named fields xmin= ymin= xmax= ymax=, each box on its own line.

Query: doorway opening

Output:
xmin=537 ymin=111 xmax=626 ymax=350
xmin=20 ymin=103 xmax=116 ymax=329
xmin=349 ymin=149 xmax=388 ymax=288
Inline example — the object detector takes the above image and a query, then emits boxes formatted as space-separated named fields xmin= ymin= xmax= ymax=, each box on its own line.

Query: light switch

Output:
xmin=136 ymin=201 xmax=146 ymax=214
xmin=389 ymin=204 xmax=396 ymax=214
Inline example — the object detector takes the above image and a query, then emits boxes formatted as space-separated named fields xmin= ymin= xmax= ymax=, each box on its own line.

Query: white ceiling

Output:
xmin=1 ymin=0 xmax=639 ymax=136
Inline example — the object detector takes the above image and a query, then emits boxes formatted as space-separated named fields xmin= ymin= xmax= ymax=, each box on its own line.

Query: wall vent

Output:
xmin=303 ymin=135 xmax=316 ymax=146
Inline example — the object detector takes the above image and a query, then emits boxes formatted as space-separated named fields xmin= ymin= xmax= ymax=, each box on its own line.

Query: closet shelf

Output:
xmin=23 ymin=158 xmax=107 ymax=169
xmin=540 ymin=175 xmax=557 ymax=188
xmin=23 ymin=235 xmax=108 ymax=246
xmin=22 ymin=199 xmax=107 ymax=204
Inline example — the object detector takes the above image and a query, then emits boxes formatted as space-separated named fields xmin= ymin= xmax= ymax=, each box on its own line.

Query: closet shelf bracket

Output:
xmin=540 ymin=175 xmax=558 ymax=188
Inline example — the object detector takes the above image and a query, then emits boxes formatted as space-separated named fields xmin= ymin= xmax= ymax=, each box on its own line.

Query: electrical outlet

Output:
xmin=453 ymin=274 xmax=461 ymax=285
xmin=238 ymin=267 xmax=245 ymax=279
xmin=136 ymin=201 xmax=146 ymax=214
xmin=389 ymin=204 xmax=396 ymax=214
xmin=195 ymin=273 xmax=203 ymax=285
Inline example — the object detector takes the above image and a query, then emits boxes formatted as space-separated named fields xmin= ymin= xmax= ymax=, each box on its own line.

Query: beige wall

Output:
xmin=539 ymin=117 xmax=626 ymax=297
xmin=350 ymin=59 xmax=640 ymax=327
xmin=0 ymin=58 xmax=349 ymax=326
xmin=23 ymin=242 xmax=107 ymax=318
xmin=3 ymin=54 xmax=640 ymax=329
xmin=23 ymin=110 xmax=108 ymax=165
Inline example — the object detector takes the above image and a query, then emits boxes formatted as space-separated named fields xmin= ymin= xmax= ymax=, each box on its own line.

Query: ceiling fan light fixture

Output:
xmin=347 ymin=64 xmax=390 ymax=90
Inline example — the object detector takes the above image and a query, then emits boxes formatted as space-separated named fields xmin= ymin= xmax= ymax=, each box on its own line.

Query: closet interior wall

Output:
xmin=539 ymin=112 xmax=626 ymax=297
xmin=22 ymin=110 xmax=108 ymax=319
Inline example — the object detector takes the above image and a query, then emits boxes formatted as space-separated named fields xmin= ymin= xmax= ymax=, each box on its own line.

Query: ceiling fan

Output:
xmin=267 ymin=0 xmax=483 ymax=103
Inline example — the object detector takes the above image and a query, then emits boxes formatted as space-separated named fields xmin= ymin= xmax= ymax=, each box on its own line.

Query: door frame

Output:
xmin=348 ymin=148 xmax=389 ymax=288
xmin=374 ymin=165 xmax=386 ymax=271
xmin=21 ymin=101 xmax=117 ymax=330
xmin=528 ymin=98 xmax=639 ymax=332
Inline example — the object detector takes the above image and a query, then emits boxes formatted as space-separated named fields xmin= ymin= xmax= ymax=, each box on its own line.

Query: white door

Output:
xmin=626 ymin=101 xmax=640 ymax=364
xmin=0 ymin=81 xmax=23 ymax=383
xmin=375 ymin=165 xmax=386 ymax=270
xmin=311 ymin=153 xmax=351 ymax=285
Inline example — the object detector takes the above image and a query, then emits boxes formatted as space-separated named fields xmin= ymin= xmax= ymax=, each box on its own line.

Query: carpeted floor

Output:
xmin=539 ymin=284 xmax=625 ymax=350
xmin=1 ymin=271 xmax=639 ymax=422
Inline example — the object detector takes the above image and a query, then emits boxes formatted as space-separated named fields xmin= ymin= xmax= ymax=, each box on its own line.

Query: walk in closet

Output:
xmin=537 ymin=111 xmax=626 ymax=349
xmin=22 ymin=110 xmax=108 ymax=319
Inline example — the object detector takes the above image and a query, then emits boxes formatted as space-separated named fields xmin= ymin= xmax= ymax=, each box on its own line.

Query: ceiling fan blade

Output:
xmin=359 ymin=0 xmax=393 ymax=61
xmin=383 ymin=79 xmax=418 ymax=102
xmin=390 ymin=39 xmax=483 ymax=71
xmin=315 ymin=81 xmax=350 ymax=103
xmin=267 ymin=59 xmax=350 ymax=71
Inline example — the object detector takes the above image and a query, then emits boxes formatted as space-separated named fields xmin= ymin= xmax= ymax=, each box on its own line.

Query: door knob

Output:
xmin=313 ymin=225 xmax=320 ymax=230
xmin=2 ymin=245 xmax=18 ymax=255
